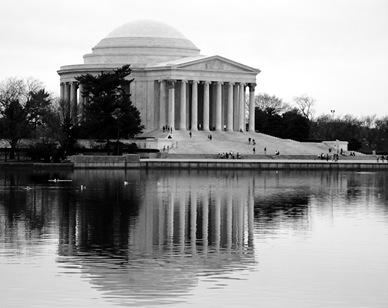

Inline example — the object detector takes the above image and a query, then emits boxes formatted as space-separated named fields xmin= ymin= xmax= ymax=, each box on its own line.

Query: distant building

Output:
xmin=58 ymin=20 xmax=260 ymax=133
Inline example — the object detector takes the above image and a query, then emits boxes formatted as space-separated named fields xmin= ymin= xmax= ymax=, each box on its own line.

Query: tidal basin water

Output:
xmin=0 ymin=168 xmax=387 ymax=308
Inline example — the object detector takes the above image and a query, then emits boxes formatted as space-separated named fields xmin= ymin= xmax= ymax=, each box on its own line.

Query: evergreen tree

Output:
xmin=75 ymin=65 xmax=144 ymax=143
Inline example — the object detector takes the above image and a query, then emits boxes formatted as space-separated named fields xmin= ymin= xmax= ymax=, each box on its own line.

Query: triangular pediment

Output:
xmin=153 ymin=55 xmax=260 ymax=74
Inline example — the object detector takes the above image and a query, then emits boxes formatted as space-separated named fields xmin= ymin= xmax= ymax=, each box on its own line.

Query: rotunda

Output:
xmin=58 ymin=20 xmax=260 ymax=133
xmin=84 ymin=20 xmax=200 ymax=66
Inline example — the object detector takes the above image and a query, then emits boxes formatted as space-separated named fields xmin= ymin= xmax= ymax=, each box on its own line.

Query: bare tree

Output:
xmin=0 ymin=77 xmax=50 ymax=159
xmin=359 ymin=115 xmax=378 ymax=152
xmin=255 ymin=93 xmax=289 ymax=115
xmin=293 ymin=94 xmax=315 ymax=120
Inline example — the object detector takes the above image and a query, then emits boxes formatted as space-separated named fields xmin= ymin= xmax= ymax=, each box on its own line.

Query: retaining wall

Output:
xmin=140 ymin=159 xmax=388 ymax=171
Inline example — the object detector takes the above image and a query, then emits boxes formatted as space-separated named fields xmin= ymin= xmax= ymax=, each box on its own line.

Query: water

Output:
xmin=0 ymin=168 xmax=387 ymax=307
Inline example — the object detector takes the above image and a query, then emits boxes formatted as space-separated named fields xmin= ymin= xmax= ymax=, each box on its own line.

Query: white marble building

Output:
xmin=58 ymin=20 xmax=260 ymax=133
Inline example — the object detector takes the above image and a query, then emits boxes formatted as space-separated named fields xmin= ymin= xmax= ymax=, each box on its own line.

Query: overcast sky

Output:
xmin=1 ymin=0 xmax=387 ymax=118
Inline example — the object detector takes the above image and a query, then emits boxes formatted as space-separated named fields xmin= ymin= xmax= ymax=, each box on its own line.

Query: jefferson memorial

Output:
xmin=58 ymin=20 xmax=260 ymax=133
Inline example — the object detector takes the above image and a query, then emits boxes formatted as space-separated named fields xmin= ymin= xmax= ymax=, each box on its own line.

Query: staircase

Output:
xmin=139 ymin=130 xmax=369 ymax=159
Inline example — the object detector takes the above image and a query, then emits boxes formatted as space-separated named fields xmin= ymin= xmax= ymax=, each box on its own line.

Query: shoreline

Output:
xmin=1 ymin=157 xmax=387 ymax=171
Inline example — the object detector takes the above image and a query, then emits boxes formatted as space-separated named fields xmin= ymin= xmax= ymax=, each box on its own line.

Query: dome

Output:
xmin=83 ymin=20 xmax=200 ymax=66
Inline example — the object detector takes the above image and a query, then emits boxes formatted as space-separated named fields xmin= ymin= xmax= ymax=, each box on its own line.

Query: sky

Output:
xmin=1 ymin=0 xmax=387 ymax=118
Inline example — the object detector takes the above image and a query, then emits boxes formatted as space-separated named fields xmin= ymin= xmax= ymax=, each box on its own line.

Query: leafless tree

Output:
xmin=293 ymin=94 xmax=315 ymax=120
xmin=254 ymin=93 xmax=290 ymax=115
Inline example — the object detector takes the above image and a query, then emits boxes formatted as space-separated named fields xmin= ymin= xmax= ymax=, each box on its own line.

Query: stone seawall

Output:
xmin=0 ymin=158 xmax=388 ymax=171
xmin=69 ymin=154 xmax=140 ymax=169
xmin=63 ymin=155 xmax=388 ymax=170
xmin=140 ymin=159 xmax=388 ymax=171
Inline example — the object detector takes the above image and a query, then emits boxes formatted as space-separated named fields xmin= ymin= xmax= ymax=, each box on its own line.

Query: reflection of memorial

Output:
xmin=3 ymin=168 xmax=387 ymax=306
xmin=136 ymin=172 xmax=255 ymax=255
xmin=57 ymin=170 xmax=256 ymax=306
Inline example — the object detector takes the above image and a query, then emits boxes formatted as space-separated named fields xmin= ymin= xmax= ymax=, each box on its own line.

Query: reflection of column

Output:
xmin=215 ymin=82 xmax=223 ymax=131
xmin=190 ymin=191 xmax=197 ymax=254
xmin=167 ymin=195 xmax=174 ymax=250
xmin=180 ymin=80 xmax=187 ymax=130
xmin=249 ymin=83 xmax=256 ymax=132
xmin=227 ymin=82 xmax=234 ymax=131
xmin=239 ymin=83 xmax=246 ymax=131
xmin=179 ymin=194 xmax=186 ymax=254
xmin=215 ymin=192 xmax=221 ymax=251
xmin=202 ymin=81 xmax=210 ymax=131
xmin=238 ymin=194 xmax=244 ymax=251
xmin=158 ymin=198 xmax=165 ymax=251
xmin=248 ymin=181 xmax=254 ymax=247
xmin=202 ymin=193 xmax=209 ymax=254
xmin=226 ymin=191 xmax=233 ymax=250
xmin=159 ymin=80 xmax=166 ymax=128
xmin=191 ymin=81 xmax=198 ymax=131
xmin=168 ymin=80 xmax=175 ymax=129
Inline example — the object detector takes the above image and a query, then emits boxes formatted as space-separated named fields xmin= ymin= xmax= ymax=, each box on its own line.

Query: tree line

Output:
xmin=253 ymin=93 xmax=388 ymax=153
xmin=1 ymin=67 xmax=387 ymax=161
xmin=0 ymin=65 xmax=143 ymax=161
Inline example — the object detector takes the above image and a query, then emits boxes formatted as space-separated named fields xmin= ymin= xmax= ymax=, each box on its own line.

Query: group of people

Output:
xmin=317 ymin=152 xmax=340 ymax=161
xmin=377 ymin=155 xmax=388 ymax=162
xmin=248 ymin=138 xmax=256 ymax=145
xmin=218 ymin=151 xmax=242 ymax=159
xmin=162 ymin=126 xmax=173 ymax=133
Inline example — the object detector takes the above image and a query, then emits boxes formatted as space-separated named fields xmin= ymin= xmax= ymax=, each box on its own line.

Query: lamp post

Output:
xmin=330 ymin=110 xmax=338 ymax=153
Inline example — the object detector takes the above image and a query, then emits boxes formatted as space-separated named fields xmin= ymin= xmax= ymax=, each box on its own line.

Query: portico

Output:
xmin=157 ymin=77 xmax=256 ymax=132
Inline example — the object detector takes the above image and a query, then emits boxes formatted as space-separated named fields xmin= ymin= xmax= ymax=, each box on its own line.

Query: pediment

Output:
xmin=164 ymin=56 xmax=260 ymax=74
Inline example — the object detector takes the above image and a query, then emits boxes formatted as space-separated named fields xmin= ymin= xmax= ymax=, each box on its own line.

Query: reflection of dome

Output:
xmin=84 ymin=19 xmax=201 ymax=66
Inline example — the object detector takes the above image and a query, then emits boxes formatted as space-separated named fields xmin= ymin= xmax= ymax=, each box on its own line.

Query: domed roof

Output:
xmin=106 ymin=19 xmax=188 ymax=40
xmin=83 ymin=19 xmax=200 ymax=67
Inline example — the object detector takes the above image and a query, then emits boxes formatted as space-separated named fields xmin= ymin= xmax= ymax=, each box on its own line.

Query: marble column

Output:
xmin=227 ymin=82 xmax=234 ymax=132
xmin=78 ymin=83 xmax=84 ymax=119
xmin=70 ymin=82 xmax=78 ymax=121
xmin=168 ymin=80 xmax=175 ymax=129
xmin=60 ymin=83 xmax=64 ymax=103
xmin=239 ymin=83 xmax=246 ymax=132
xmin=233 ymin=84 xmax=239 ymax=131
xmin=202 ymin=81 xmax=210 ymax=132
xmin=159 ymin=80 xmax=166 ymax=129
xmin=63 ymin=82 xmax=70 ymax=117
xmin=191 ymin=81 xmax=198 ymax=131
xmin=215 ymin=81 xmax=223 ymax=131
xmin=249 ymin=83 xmax=256 ymax=132
xmin=180 ymin=80 xmax=187 ymax=130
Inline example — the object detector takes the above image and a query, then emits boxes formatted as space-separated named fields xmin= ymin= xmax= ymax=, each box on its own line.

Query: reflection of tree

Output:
xmin=3 ymin=169 xmax=388 ymax=306
xmin=254 ymin=189 xmax=309 ymax=222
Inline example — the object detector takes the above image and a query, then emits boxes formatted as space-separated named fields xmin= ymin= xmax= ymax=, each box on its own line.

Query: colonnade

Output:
xmin=60 ymin=81 xmax=87 ymax=121
xmin=159 ymin=80 xmax=256 ymax=132
xmin=60 ymin=78 xmax=257 ymax=132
